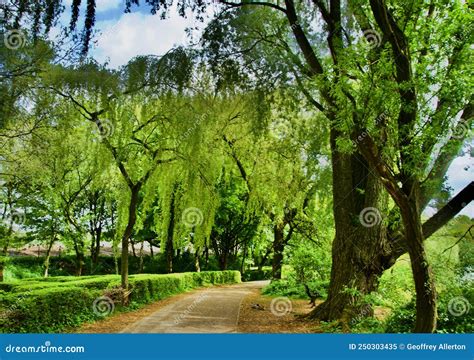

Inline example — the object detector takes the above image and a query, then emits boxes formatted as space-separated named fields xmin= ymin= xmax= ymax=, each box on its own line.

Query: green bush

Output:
xmin=385 ymin=282 xmax=473 ymax=333
xmin=1 ymin=286 xmax=103 ymax=333
xmin=1 ymin=275 xmax=120 ymax=294
xmin=3 ymin=254 xmax=236 ymax=281
xmin=0 ymin=270 xmax=240 ymax=333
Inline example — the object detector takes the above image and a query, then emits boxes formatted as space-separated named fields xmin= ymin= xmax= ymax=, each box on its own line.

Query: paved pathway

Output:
xmin=121 ymin=280 xmax=269 ymax=333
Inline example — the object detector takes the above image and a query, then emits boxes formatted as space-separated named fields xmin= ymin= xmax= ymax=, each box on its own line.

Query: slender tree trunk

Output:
xmin=90 ymin=227 xmax=101 ymax=274
xmin=138 ymin=241 xmax=145 ymax=273
xmin=165 ymin=187 xmax=176 ymax=274
xmin=149 ymin=240 xmax=154 ymax=258
xmin=398 ymin=184 xmax=437 ymax=332
xmin=43 ymin=237 xmax=55 ymax=278
xmin=121 ymin=185 xmax=140 ymax=301
xmin=195 ymin=249 xmax=201 ymax=272
xmin=1 ymin=197 xmax=14 ymax=282
xmin=240 ymin=240 xmax=247 ymax=275
xmin=111 ymin=203 xmax=119 ymax=275
xmin=73 ymin=238 xmax=85 ymax=276
xmin=272 ymin=222 xmax=285 ymax=280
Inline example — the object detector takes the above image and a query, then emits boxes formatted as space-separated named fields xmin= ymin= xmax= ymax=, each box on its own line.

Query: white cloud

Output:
xmin=93 ymin=12 xmax=195 ymax=68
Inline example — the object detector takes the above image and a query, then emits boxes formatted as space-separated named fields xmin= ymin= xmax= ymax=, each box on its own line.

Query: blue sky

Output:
xmin=56 ymin=0 xmax=473 ymax=217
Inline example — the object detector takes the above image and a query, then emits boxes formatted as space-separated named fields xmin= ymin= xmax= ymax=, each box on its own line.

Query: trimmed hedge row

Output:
xmin=3 ymin=275 xmax=121 ymax=294
xmin=4 ymin=254 xmax=245 ymax=279
xmin=0 ymin=271 xmax=240 ymax=333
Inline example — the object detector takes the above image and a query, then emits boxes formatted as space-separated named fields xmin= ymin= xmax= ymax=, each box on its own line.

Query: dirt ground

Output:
xmin=237 ymin=288 xmax=322 ymax=333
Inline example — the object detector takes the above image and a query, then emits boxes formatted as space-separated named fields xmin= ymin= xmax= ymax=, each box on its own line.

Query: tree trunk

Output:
xmin=113 ymin=243 xmax=119 ymax=275
xmin=149 ymin=240 xmax=154 ymax=258
xmin=121 ymin=185 xmax=140 ymax=301
xmin=138 ymin=240 xmax=145 ymax=273
xmin=90 ymin=226 xmax=101 ymax=274
xmin=43 ymin=237 xmax=55 ymax=278
xmin=165 ymin=187 xmax=176 ymax=274
xmin=399 ymin=185 xmax=437 ymax=332
xmin=311 ymin=129 xmax=390 ymax=323
xmin=195 ymin=249 xmax=201 ymax=272
xmin=219 ymin=253 xmax=228 ymax=270
xmin=240 ymin=240 xmax=247 ymax=276
xmin=272 ymin=222 xmax=285 ymax=280
xmin=73 ymin=238 xmax=85 ymax=276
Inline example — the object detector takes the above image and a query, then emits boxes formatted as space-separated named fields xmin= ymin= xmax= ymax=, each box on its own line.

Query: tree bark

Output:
xmin=272 ymin=222 xmax=285 ymax=280
xmin=121 ymin=185 xmax=140 ymax=300
xmin=195 ymin=249 xmax=201 ymax=272
xmin=401 ymin=201 xmax=437 ymax=332
xmin=219 ymin=250 xmax=228 ymax=270
xmin=43 ymin=236 xmax=55 ymax=278
xmin=138 ymin=240 xmax=145 ymax=273
xmin=72 ymin=237 xmax=85 ymax=276
xmin=165 ymin=186 xmax=176 ymax=274
xmin=386 ymin=179 xmax=438 ymax=333
xmin=311 ymin=129 xmax=389 ymax=323
xmin=90 ymin=227 xmax=101 ymax=272
xmin=89 ymin=192 xmax=104 ymax=272
xmin=149 ymin=240 xmax=154 ymax=258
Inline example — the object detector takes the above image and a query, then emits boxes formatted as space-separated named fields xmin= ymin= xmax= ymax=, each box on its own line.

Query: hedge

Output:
xmin=4 ymin=254 xmax=244 ymax=280
xmin=0 ymin=270 xmax=240 ymax=333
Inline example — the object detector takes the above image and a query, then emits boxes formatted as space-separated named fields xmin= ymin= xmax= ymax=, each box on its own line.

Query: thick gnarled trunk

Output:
xmin=311 ymin=130 xmax=390 ymax=323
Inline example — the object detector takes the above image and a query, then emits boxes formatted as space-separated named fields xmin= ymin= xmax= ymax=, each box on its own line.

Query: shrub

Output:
xmin=1 ymin=286 xmax=102 ymax=333
xmin=3 ymin=254 xmax=234 ymax=280
xmin=385 ymin=282 xmax=473 ymax=333
xmin=0 ymin=270 xmax=240 ymax=333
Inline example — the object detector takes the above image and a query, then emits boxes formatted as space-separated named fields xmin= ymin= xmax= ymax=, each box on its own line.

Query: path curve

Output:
xmin=121 ymin=280 xmax=269 ymax=333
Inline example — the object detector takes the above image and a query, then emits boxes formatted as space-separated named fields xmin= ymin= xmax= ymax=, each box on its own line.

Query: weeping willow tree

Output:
xmin=215 ymin=86 xmax=332 ymax=279
xmin=40 ymin=50 xmax=247 ymax=298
